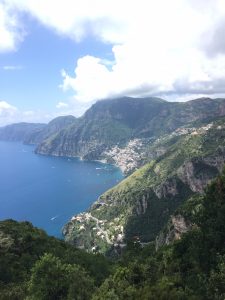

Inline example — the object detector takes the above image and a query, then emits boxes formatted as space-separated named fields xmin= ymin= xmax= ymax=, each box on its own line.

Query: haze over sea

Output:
xmin=0 ymin=141 xmax=123 ymax=237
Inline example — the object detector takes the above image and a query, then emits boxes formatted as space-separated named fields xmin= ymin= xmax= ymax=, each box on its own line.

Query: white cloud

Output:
xmin=5 ymin=0 xmax=129 ymax=43
xmin=61 ymin=56 xmax=112 ymax=102
xmin=3 ymin=0 xmax=225 ymax=100
xmin=0 ymin=1 xmax=25 ymax=52
xmin=0 ymin=101 xmax=18 ymax=125
xmin=57 ymin=0 xmax=225 ymax=102
xmin=0 ymin=100 xmax=80 ymax=126
xmin=0 ymin=101 xmax=49 ymax=126
xmin=56 ymin=98 xmax=93 ymax=116
xmin=3 ymin=65 xmax=23 ymax=70
xmin=56 ymin=101 xmax=69 ymax=109
xmin=0 ymin=100 xmax=17 ymax=115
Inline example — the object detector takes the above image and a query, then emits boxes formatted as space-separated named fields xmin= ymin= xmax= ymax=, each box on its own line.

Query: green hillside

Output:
xmin=63 ymin=117 xmax=225 ymax=252
xmin=93 ymin=169 xmax=225 ymax=299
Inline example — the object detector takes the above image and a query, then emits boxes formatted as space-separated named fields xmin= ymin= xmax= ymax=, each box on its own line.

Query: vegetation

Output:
xmin=36 ymin=97 xmax=225 ymax=158
xmin=2 ymin=97 xmax=225 ymax=298
xmin=1 ymin=170 xmax=225 ymax=299
xmin=65 ymin=117 xmax=225 ymax=252
xmin=0 ymin=220 xmax=111 ymax=299
xmin=93 ymin=169 xmax=225 ymax=299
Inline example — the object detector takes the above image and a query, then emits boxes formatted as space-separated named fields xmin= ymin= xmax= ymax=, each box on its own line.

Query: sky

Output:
xmin=1 ymin=0 xmax=225 ymax=125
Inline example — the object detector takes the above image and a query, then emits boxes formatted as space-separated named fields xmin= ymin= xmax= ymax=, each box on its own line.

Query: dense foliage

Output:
xmin=0 ymin=220 xmax=111 ymax=299
xmin=1 ymin=169 xmax=225 ymax=299
xmin=94 ymin=169 xmax=225 ymax=299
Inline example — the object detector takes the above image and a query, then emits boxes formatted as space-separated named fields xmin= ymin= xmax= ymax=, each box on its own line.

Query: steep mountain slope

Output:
xmin=36 ymin=97 xmax=225 ymax=169
xmin=0 ymin=122 xmax=46 ymax=142
xmin=24 ymin=115 xmax=77 ymax=144
xmin=63 ymin=117 xmax=225 ymax=253
xmin=93 ymin=170 xmax=225 ymax=299
xmin=35 ymin=97 xmax=166 ymax=158
xmin=155 ymin=193 xmax=202 ymax=249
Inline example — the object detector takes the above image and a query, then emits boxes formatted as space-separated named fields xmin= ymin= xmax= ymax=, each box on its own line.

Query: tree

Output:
xmin=27 ymin=253 xmax=94 ymax=300
xmin=208 ymin=256 xmax=225 ymax=300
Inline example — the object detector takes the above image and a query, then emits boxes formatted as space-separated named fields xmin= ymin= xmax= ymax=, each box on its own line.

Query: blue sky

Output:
xmin=1 ymin=0 xmax=225 ymax=125
xmin=0 ymin=11 xmax=113 ymax=124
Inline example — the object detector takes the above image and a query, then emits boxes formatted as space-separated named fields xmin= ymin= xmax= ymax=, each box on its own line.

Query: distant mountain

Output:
xmin=36 ymin=97 xmax=225 ymax=162
xmin=2 ymin=97 xmax=225 ymax=165
xmin=0 ymin=122 xmax=46 ymax=142
xmin=0 ymin=115 xmax=77 ymax=145
xmin=24 ymin=115 xmax=77 ymax=144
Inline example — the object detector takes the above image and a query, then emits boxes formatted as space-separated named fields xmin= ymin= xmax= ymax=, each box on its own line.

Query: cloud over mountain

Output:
xmin=2 ymin=0 xmax=225 ymax=103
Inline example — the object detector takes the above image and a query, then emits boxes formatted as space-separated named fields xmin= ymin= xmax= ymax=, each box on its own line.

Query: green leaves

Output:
xmin=0 ymin=220 xmax=111 ymax=298
xmin=27 ymin=253 xmax=94 ymax=300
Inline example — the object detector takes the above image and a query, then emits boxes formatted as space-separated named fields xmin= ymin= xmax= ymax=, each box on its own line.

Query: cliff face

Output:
xmin=155 ymin=214 xmax=193 ymax=250
xmin=155 ymin=191 xmax=204 ymax=249
xmin=36 ymin=96 xmax=165 ymax=158
xmin=35 ymin=97 xmax=225 ymax=167
xmin=62 ymin=118 xmax=225 ymax=253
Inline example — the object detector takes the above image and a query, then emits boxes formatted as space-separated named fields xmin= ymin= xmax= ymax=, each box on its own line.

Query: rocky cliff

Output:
xmin=155 ymin=191 xmax=203 ymax=249
xmin=155 ymin=214 xmax=193 ymax=249
xmin=36 ymin=97 xmax=225 ymax=171
xmin=63 ymin=118 xmax=225 ymax=253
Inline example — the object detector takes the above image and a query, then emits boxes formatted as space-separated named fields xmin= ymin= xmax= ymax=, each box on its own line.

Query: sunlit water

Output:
xmin=0 ymin=141 xmax=123 ymax=237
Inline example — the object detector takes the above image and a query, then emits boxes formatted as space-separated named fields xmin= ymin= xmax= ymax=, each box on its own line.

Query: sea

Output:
xmin=0 ymin=141 xmax=123 ymax=238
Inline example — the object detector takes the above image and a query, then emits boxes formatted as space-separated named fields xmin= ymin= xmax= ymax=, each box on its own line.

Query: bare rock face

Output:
xmin=0 ymin=231 xmax=14 ymax=250
xmin=136 ymin=194 xmax=148 ymax=215
xmin=153 ymin=178 xmax=179 ymax=199
xmin=156 ymin=214 xmax=192 ymax=250
xmin=177 ymin=160 xmax=216 ymax=193
xmin=203 ymin=148 xmax=225 ymax=172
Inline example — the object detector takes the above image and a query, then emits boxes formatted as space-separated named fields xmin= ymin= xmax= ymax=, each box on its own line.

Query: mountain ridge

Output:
xmin=0 ymin=122 xmax=46 ymax=142
xmin=35 ymin=97 xmax=225 ymax=162
xmin=2 ymin=97 xmax=225 ymax=170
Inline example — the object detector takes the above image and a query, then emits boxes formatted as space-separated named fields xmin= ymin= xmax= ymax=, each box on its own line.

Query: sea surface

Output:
xmin=0 ymin=141 xmax=123 ymax=238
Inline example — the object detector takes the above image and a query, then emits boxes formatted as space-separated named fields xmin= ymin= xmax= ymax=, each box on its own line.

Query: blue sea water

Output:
xmin=0 ymin=141 xmax=123 ymax=238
